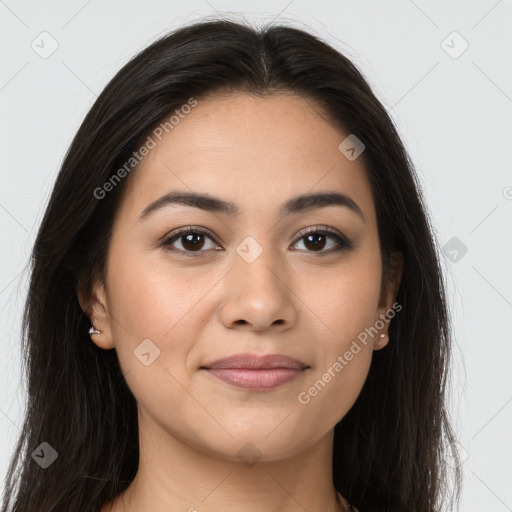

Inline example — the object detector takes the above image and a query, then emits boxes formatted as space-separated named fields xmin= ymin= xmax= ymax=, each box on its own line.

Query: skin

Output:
xmin=79 ymin=93 xmax=402 ymax=512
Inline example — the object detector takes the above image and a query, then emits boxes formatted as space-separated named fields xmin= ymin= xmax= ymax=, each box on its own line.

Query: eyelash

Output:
xmin=160 ymin=226 xmax=353 ymax=257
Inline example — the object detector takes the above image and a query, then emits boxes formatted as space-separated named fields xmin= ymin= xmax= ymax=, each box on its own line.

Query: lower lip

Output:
xmin=203 ymin=368 xmax=305 ymax=390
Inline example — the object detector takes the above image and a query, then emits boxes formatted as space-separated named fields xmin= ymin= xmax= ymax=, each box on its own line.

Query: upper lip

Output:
xmin=201 ymin=353 xmax=309 ymax=370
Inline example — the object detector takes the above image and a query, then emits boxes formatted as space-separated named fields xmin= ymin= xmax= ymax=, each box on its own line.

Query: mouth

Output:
xmin=200 ymin=353 xmax=310 ymax=391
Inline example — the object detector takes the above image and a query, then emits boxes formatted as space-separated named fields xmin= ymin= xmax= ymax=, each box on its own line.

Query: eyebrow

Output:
xmin=139 ymin=190 xmax=364 ymax=222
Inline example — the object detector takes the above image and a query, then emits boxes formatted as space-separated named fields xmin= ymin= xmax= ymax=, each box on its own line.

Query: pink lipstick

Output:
xmin=201 ymin=353 xmax=308 ymax=391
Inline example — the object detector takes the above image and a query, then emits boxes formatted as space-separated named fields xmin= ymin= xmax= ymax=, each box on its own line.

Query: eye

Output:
xmin=161 ymin=227 xmax=222 ymax=256
xmin=291 ymin=226 xmax=353 ymax=254
xmin=161 ymin=225 xmax=353 ymax=257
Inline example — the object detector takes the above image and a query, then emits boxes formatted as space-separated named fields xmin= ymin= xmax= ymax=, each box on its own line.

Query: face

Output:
xmin=84 ymin=93 xmax=402 ymax=462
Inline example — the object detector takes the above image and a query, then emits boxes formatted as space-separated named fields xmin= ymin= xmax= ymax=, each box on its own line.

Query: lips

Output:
xmin=201 ymin=353 xmax=308 ymax=370
xmin=200 ymin=353 xmax=309 ymax=391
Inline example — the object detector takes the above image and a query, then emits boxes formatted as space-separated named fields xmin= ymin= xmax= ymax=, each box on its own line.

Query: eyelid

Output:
xmin=162 ymin=225 xmax=218 ymax=242
xmin=160 ymin=226 xmax=222 ymax=255
xmin=292 ymin=225 xmax=348 ymax=243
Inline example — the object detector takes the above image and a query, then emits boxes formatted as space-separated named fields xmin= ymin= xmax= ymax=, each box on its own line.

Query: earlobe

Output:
xmin=76 ymin=276 xmax=115 ymax=350
xmin=373 ymin=332 xmax=389 ymax=351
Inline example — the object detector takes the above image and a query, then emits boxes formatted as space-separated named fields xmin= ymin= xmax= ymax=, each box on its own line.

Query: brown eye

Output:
xmin=161 ymin=225 xmax=352 ymax=257
xmin=291 ymin=227 xmax=353 ymax=254
xmin=162 ymin=227 xmax=221 ymax=255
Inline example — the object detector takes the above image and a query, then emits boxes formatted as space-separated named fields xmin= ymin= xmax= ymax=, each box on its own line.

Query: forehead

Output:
xmin=119 ymin=93 xmax=376 ymax=222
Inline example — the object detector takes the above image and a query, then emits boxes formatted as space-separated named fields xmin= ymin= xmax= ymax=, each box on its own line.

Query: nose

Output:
xmin=218 ymin=244 xmax=298 ymax=332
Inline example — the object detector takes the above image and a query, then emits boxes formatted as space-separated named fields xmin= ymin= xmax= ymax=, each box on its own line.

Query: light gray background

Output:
xmin=1 ymin=1 xmax=511 ymax=510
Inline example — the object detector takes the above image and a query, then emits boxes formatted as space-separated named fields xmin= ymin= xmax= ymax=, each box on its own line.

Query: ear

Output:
xmin=374 ymin=251 xmax=403 ymax=350
xmin=76 ymin=275 xmax=115 ymax=350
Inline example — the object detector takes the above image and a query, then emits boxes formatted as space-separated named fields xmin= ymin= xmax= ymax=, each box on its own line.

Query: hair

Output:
xmin=1 ymin=16 xmax=462 ymax=512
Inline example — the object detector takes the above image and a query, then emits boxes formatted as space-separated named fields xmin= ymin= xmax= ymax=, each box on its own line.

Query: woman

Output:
xmin=1 ymin=18 xmax=462 ymax=512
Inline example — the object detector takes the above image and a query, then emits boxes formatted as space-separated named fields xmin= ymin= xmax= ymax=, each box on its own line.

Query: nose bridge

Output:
xmin=218 ymin=234 xmax=297 ymax=331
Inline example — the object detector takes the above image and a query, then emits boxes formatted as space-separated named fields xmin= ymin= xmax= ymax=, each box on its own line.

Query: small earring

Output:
xmin=88 ymin=325 xmax=102 ymax=335
xmin=379 ymin=333 xmax=387 ymax=339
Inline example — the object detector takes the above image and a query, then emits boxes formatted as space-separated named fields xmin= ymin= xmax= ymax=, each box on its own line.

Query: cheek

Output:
xmin=303 ymin=251 xmax=382 ymax=347
xmin=105 ymin=249 xmax=215 ymax=424
xmin=107 ymin=244 xmax=211 ymax=337
xmin=105 ymin=246 xmax=216 ymax=383
xmin=292 ymin=253 xmax=381 ymax=421
xmin=295 ymin=299 xmax=375 ymax=430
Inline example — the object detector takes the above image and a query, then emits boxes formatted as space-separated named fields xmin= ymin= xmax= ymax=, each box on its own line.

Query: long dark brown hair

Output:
xmin=1 ymin=17 xmax=462 ymax=512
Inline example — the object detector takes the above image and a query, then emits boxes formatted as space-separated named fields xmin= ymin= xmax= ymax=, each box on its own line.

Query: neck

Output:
xmin=103 ymin=408 xmax=348 ymax=512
